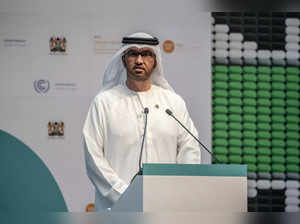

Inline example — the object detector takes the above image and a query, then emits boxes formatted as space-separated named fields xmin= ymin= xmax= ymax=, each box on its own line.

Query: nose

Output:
xmin=136 ymin=54 xmax=143 ymax=64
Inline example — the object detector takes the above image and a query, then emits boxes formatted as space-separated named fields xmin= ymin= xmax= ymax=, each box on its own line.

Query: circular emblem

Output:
xmin=162 ymin=40 xmax=175 ymax=54
xmin=85 ymin=203 xmax=95 ymax=212
xmin=34 ymin=79 xmax=50 ymax=93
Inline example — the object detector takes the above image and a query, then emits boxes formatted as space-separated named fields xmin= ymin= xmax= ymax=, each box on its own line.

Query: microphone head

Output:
xmin=144 ymin=107 xmax=149 ymax=114
xmin=165 ymin=109 xmax=173 ymax=116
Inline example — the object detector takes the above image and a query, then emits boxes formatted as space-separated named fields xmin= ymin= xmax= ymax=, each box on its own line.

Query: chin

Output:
xmin=128 ymin=71 xmax=150 ymax=81
xmin=135 ymin=77 xmax=148 ymax=81
xmin=133 ymin=72 xmax=145 ymax=77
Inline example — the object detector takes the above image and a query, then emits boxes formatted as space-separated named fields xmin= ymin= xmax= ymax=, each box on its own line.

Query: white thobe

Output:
xmin=83 ymin=83 xmax=201 ymax=210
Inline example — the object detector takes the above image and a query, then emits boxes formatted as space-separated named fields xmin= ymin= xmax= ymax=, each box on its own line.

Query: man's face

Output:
xmin=122 ymin=47 xmax=156 ymax=81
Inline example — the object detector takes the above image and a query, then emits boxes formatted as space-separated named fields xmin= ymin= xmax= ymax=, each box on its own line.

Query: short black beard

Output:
xmin=127 ymin=70 xmax=152 ymax=82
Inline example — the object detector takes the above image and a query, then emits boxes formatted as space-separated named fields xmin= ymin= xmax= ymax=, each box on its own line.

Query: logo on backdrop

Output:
xmin=94 ymin=35 xmax=120 ymax=54
xmin=34 ymin=79 xmax=79 ymax=94
xmin=49 ymin=36 xmax=67 ymax=55
xmin=162 ymin=40 xmax=175 ymax=54
xmin=3 ymin=39 xmax=27 ymax=47
xmin=85 ymin=203 xmax=95 ymax=212
xmin=34 ymin=79 xmax=50 ymax=93
xmin=48 ymin=121 xmax=64 ymax=137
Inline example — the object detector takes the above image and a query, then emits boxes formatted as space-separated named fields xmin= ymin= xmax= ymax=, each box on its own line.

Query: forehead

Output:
xmin=125 ymin=47 xmax=155 ymax=52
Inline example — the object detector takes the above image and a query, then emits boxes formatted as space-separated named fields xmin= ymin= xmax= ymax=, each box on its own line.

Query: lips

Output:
xmin=134 ymin=66 xmax=145 ymax=71
xmin=134 ymin=67 xmax=145 ymax=73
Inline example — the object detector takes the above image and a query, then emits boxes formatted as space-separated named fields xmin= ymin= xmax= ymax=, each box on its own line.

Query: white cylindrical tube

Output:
xmin=285 ymin=189 xmax=300 ymax=197
xmin=248 ymin=172 xmax=257 ymax=179
xmin=257 ymin=50 xmax=271 ymax=59
xmin=286 ymin=51 xmax=300 ymax=59
xmin=285 ymin=26 xmax=300 ymax=35
xmin=247 ymin=188 xmax=257 ymax=198
xmin=285 ymin=18 xmax=300 ymax=27
xmin=243 ymin=41 xmax=257 ymax=50
xmin=285 ymin=43 xmax=300 ymax=51
xmin=248 ymin=180 xmax=257 ymax=188
xmin=258 ymin=58 xmax=272 ymax=66
xmin=214 ymin=24 xmax=229 ymax=33
xmin=286 ymin=180 xmax=300 ymax=189
xmin=285 ymin=205 xmax=300 ymax=212
xmin=243 ymin=50 xmax=257 ymax=59
xmin=229 ymin=33 xmax=244 ymax=42
xmin=229 ymin=41 xmax=242 ymax=50
xmin=257 ymin=180 xmax=271 ymax=189
xmin=285 ymin=35 xmax=299 ymax=43
xmin=229 ymin=58 xmax=243 ymax=65
xmin=287 ymin=173 xmax=300 ymax=179
xmin=215 ymin=33 xmax=229 ymax=41
xmin=229 ymin=49 xmax=242 ymax=58
xmin=215 ymin=57 xmax=229 ymax=64
xmin=287 ymin=59 xmax=300 ymax=66
xmin=271 ymin=180 xmax=286 ymax=190
xmin=244 ymin=58 xmax=257 ymax=65
xmin=285 ymin=197 xmax=300 ymax=205
xmin=214 ymin=41 xmax=229 ymax=50
xmin=272 ymin=50 xmax=286 ymax=59
xmin=215 ymin=49 xmax=228 ymax=58
xmin=272 ymin=59 xmax=286 ymax=66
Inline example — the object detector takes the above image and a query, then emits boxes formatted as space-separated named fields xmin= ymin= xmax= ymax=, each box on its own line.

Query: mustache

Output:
xmin=134 ymin=65 xmax=145 ymax=70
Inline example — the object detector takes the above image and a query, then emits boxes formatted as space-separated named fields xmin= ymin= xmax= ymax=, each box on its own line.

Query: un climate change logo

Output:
xmin=34 ymin=79 xmax=50 ymax=93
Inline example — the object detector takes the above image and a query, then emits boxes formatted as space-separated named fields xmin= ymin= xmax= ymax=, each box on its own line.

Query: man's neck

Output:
xmin=126 ymin=79 xmax=152 ymax=92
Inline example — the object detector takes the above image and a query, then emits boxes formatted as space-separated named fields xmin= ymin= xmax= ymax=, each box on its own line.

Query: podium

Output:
xmin=112 ymin=164 xmax=247 ymax=212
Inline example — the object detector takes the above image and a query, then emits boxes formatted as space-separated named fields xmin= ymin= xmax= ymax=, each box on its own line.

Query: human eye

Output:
xmin=141 ymin=51 xmax=154 ymax=57
xmin=127 ymin=50 xmax=139 ymax=57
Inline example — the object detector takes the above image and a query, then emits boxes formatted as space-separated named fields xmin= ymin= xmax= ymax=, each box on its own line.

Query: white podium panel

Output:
xmin=143 ymin=175 xmax=247 ymax=212
xmin=112 ymin=164 xmax=247 ymax=212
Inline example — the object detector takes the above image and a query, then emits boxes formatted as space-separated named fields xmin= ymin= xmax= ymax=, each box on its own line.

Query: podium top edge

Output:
xmin=142 ymin=164 xmax=247 ymax=177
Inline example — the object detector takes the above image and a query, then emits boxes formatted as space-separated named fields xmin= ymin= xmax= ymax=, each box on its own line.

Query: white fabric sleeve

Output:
xmin=176 ymin=99 xmax=201 ymax=164
xmin=83 ymin=100 xmax=128 ymax=207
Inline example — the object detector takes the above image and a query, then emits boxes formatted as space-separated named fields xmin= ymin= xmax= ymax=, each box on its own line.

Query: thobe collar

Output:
xmin=121 ymin=79 xmax=155 ymax=96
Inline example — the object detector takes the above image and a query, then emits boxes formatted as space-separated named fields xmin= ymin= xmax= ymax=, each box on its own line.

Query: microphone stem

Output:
xmin=139 ymin=112 xmax=148 ymax=171
xmin=131 ymin=110 xmax=148 ymax=184
xmin=170 ymin=114 xmax=221 ymax=164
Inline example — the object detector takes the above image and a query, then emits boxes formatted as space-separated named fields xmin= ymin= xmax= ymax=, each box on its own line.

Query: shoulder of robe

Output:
xmin=93 ymin=85 xmax=129 ymax=105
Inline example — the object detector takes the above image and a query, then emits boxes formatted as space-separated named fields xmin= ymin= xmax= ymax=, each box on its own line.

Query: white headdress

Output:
xmin=101 ymin=32 xmax=174 ymax=92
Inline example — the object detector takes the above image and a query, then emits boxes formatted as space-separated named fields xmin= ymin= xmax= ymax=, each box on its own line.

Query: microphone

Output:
xmin=165 ymin=109 xmax=221 ymax=163
xmin=139 ymin=107 xmax=149 ymax=171
xmin=131 ymin=107 xmax=149 ymax=183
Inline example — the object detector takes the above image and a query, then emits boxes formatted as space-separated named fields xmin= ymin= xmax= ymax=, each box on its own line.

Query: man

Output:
xmin=83 ymin=32 xmax=200 ymax=211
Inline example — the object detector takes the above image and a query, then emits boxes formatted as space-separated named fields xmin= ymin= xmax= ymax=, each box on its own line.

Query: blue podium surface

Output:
xmin=142 ymin=163 xmax=247 ymax=177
